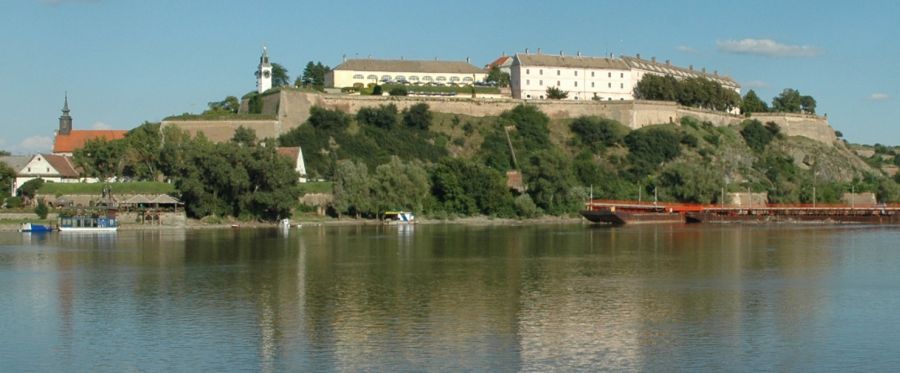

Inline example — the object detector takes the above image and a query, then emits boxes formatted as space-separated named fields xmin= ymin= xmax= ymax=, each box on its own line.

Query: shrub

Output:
xmin=514 ymin=194 xmax=541 ymax=218
xmin=388 ymin=87 xmax=408 ymax=96
xmin=569 ymin=116 xmax=627 ymax=151
xmin=740 ymin=119 xmax=774 ymax=152
xmin=357 ymin=104 xmax=399 ymax=129
xmin=5 ymin=196 xmax=22 ymax=208
xmin=34 ymin=199 xmax=49 ymax=219
xmin=403 ymin=103 xmax=432 ymax=130
xmin=371 ymin=85 xmax=383 ymax=96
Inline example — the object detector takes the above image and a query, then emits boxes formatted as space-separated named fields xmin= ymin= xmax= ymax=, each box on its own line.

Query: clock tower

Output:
xmin=256 ymin=46 xmax=273 ymax=93
xmin=58 ymin=93 xmax=72 ymax=135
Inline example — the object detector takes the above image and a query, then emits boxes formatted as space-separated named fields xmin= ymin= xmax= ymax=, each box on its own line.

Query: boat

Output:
xmin=383 ymin=211 xmax=415 ymax=225
xmin=581 ymin=200 xmax=696 ymax=225
xmin=58 ymin=215 xmax=118 ymax=232
xmin=19 ymin=223 xmax=54 ymax=233
xmin=686 ymin=204 xmax=900 ymax=224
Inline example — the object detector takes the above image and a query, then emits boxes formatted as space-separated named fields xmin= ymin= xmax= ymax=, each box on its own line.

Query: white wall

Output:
xmin=512 ymin=64 xmax=633 ymax=101
xmin=329 ymin=69 xmax=487 ymax=88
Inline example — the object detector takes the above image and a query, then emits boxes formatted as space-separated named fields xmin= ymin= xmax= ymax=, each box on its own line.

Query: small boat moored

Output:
xmin=19 ymin=223 xmax=54 ymax=233
xmin=383 ymin=211 xmax=415 ymax=225
xmin=58 ymin=216 xmax=118 ymax=233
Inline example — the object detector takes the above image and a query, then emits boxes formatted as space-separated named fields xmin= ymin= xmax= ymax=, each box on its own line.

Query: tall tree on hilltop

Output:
xmin=772 ymin=88 xmax=802 ymax=113
xmin=271 ymin=63 xmax=291 ymax=88
xmin=299 ymin=61 xmax=331 ymax=90
xmin=740 ymin=90 xmax=768 ymax=115
xmin=485 ymin=66 xmax=510 ymax=87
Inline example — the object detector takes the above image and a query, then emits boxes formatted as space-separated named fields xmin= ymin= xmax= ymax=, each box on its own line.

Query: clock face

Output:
xmin=263 ymin=71 xmax=271 ymax=78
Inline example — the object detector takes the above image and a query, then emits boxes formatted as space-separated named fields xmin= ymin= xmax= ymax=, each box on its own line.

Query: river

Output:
xmin=1 ymin=224 xmax=899 ymax=371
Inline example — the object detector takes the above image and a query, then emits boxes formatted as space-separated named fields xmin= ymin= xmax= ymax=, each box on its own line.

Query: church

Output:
xmin=52 ymin=95 xmax=127 ymax=156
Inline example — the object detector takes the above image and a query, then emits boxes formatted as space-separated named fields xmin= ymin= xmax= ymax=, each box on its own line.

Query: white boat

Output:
xmin=58 ymin=216 xmax=118 ymax=233
xmin=383 ymin=211 xmax=415 ymax=225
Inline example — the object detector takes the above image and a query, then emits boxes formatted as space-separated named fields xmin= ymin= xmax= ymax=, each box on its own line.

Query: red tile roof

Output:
xmin=276 ymin=147 xmax=300 ymax=160
xmin=53 ymin=130 xmax=128 ymax=154
xmin=486 ymin=56 xmax=511 ymax=69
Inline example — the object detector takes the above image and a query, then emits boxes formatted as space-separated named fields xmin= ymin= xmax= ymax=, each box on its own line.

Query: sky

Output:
xmin=1 ymin=0 xmax=898 ymax=153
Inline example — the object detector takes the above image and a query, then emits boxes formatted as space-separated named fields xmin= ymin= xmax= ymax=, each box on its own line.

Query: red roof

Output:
xmin=53 ymin=130 xmax=128 ymax=154
xmin=485 ymin=56 xmax=511 ymax=69
xmin=276 ymin=147 xmax=300 ymax=160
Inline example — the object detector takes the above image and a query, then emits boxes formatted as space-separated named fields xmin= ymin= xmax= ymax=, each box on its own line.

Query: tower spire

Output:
xmin=59 ymin=93 xmax=73 ymax=135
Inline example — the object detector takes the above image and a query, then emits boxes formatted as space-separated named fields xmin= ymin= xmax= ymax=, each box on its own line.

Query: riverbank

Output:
xmin=0 ymin=215 xmax=585 ymax=232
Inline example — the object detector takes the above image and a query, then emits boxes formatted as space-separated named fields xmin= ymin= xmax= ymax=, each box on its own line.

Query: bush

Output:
xmin=5 ymin=196 xmax=22 ymax=208
xmin=388 ymin=87 xmax=408 ymax=96
xmin=357 ymin=104 xmax=398 ymax=129
xmin=740 ymin=119 xmax=774 ymax=152
xmin=623 ymin=127 xmax=682 ymax=178
xmin=569 ymin=116 xmax=628 ymax=151
xmin=371 ymin=85 xmax=383 ymax=96
xmin=403 ymin=103 xmax=432 ymax=130
xmin=514 ymin=194 xmax=541 ymax=218
xmin=34 ymin=200 xmax=49 ymax=219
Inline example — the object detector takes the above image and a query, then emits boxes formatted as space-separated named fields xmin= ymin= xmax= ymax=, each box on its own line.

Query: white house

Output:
xmin=0 ymin=154 xmax=84 ymax=195
xmin=326 ymin=58 xmax=487 ymax=88
xmin=276 ymin=147 xmax=307 ymax=183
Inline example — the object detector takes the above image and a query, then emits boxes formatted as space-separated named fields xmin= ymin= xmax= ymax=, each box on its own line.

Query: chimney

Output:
xmin=651 ymin=57 xmax=656 ymax=63
xmin=400 ymin=56 xmax=404 ymax=60
xmin=342 ymin=54 xmax=347 ymax=62
xmin=577 ymin=51 xmax=581 ymax=57
xmin=537 ymin=48 xmax=542 ymax=55
xmin=636 ymin=53 xmax=641 ymax=59
xmin=666 ymin=60 xmax=671 ymax=65
xmin=525 ymin=48 xmax=529 ymax=54
xmin=559 ymin=50 xmax=564 ymax=56
xmin=502 ymin=51 xmax=506 ymax=57
xmin=466 ymin=57 xmax=470 ymax=63
xmin=714 ymin=70 xmax=718 ymax=76
xmin=689 ymin=64 xmax=693 ymax=70
xmin=702 ymin=67 xmax=706 ymax=73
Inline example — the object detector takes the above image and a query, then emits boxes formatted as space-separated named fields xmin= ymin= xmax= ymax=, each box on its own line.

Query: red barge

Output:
xmin=581 ymin=199 xmax=900 ymax=225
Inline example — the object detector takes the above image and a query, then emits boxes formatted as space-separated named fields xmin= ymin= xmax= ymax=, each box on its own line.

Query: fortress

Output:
xmin=161 ymin=88 xmax=837 ymax=145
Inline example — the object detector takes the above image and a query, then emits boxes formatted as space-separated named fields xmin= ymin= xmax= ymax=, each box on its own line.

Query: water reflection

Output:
xmin=0 ymin=225 xmax=899 ymax=371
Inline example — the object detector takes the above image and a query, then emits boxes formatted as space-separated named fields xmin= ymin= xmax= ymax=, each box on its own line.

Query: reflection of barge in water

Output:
xmin=582 ymin=199 xmax=900 ymax=225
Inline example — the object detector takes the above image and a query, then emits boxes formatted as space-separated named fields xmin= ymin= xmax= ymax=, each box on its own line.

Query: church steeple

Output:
xmin=59 ymin=93 xmax=72 ymax=135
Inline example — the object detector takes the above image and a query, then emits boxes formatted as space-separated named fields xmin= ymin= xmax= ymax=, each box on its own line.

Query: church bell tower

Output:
xmin=256 ymin=47 xmax=273 ymax=93
xmin=58 ymin=93 xmax=72 ymax=135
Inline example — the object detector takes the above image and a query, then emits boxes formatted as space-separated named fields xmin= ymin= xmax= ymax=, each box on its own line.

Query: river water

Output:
xmin=1 ymin=224 xmax=899 ymax=372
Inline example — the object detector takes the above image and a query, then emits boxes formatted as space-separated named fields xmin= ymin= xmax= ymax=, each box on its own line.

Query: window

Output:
xmin=395 ymin=75 xmax=406 ymax=82
xmin=422 ymin=76 xmax=433 ymax=81
xmin=540 ymin=95 xmax=545 ymax=99
xmin=620 ymin=83 xmax=624 ymax=89
xmin=591 ymin=82 xmax=595 ymax=88
xmin=539 ymin=80 xmax=543 ymax=86
xmin=449 ymin=76 xmax=461 ymax=82
xmin=353 ymin=74 xmax=365 ymax=79
xmin=608 ymin=72 xmax=611 ymax=78
xmin=608 ymin=97 xmax=612 ymax=101
xmin=574 ymin=71 xmax=578 ymax=76
xmin=27 ymin=167 xmax=31 ymax=172
xmin=436 ymin=76 xmax=447 ymax=81
xmin=381 ymin=75 xmax=391 ymax=81
xmin=557 ymin=70 xmax=560 ymax=76
xmin=574 ymin=81 xmax=578 ymax=87
xmin=527 ymin=94 xmax=532 ymax=99
xmin=591 ymin=71 xmax=595 ymax=77
xmin=462 ymin=77 xmax=473 ymax=82
xmin=557 ymin=81 xmax=560 ymax=86
xmin=46 ymin=168 xmax=49 ymax=172
xmin=526 ymin=69 xmax=530 ymax=74
xmin=408 ymin=76 xmax=419 ymax=81
xmin=539 ymin=69 xmax=543 ymax=75
xmin=620 ymin=72 xmax=624 ymax=78
xmin=526 ymin=79 xmax=530 ymax=85
xmin=608 ymin=82 xmax=612 ymax=88
xmin=367 ymin=74 xmax=378 ymax=80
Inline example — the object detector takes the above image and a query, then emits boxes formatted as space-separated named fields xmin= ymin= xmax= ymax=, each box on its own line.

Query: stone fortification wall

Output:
xmin=160 ymin=119 xmax=282 ymax=143
xmin=749 ymin=113 xmax=836 ymax=145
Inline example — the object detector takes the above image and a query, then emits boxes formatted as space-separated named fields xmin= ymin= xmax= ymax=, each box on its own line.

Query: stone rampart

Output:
xmin=749 ymin=113 xmax=836 ymax=145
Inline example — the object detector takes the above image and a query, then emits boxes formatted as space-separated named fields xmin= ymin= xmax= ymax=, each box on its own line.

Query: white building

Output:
xmin=0 ymin=154 xmax=85 ymax=195
xmin=326 ymin=58 xmax=487 ymax=88
xmin=510 ymin=51 xmax=740 ymax=104
xmin=276 ymin=147 xmax=307 ymax=183
xmin=510 ymin=52 xmax=633 ymax=101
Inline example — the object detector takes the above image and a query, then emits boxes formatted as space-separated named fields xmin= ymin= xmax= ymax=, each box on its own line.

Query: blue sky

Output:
xmin=1 ymin=0 xmax=897 ymax=153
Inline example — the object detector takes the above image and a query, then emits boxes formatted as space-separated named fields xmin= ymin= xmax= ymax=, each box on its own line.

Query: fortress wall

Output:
xmin=160 ymin=120 xmax=281 ymax=142
xmin=749 ymin=113 xmax=836 ymax=145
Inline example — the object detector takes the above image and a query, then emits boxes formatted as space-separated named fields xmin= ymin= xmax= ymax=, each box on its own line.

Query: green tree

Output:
xmin=389 ymin=87 xmax=408 ymax=96
xmin=740 ymin=89 xmax=768 ymax=115
xmin=634 ymin=74 xmax=678 ymax=101
xmin=206 ymin=96 xmax=240 ymax=114
xmin=300 ymin=61 xmax=331 ymax=89
xmin=0 ymin=162 xmax=16 ymax=197
xmin=658 ymin=162 xmax=724 ymax=203
xmin=356 ymin=104 xmax=399 ymax=129
xmin=370 ymin=157 xmax=430 ymax=215
xmin=244 ymin=92 xmax=263 ymax=114
xmin=429 ymin=158 xmax=514 ymax=217
xmin=740 ymin=119 xmax=774 ymax=152
xmin=231 ymin=126 xmax=258 ymax=147
xmin=402 ymin=103 xmax=432 ymax=130
xmin=623 ymin=126 xmax=682 ymax=178
xmin=800 ymin=95 xmax=817 ymax=114
xmin=17 ymin=178 xmax=44 ymax=200
xmin=546 ymin=86 xmax=568 ymax=100
xmin=485 ymin=66 xmax=510 ymax=87
xmin=271 ymin=63 xmax=291 ymax=88
xmin=523 ymin=150 xmax=579 ymax=215
xmin=772 ymin=88 xmax=803 ymax=113
xmin=569 ymin=116 xmax=627 ymax=152
xmin=332 ymin=160 xmax=372 ymax=217
xmin=73 ymin=138 xmax=126 ymax=180
xmin=122 ymin=122 xmax=162 ymax=181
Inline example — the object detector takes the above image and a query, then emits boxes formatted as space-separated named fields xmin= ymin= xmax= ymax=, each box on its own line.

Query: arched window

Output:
xmin=380 ymin=75 xmax=391 ymax=81
xmin=462 ymin=77 xmax=473 ymax=82
xmin=436 ymin=76 xmax=447 ymax=81
xmin=395 ymin=75 xmax=407 ymax=82
xmin=367 ymin=75 xmax=378 ymax=80
xmin=353 ymin=74 xmax=365 ymax=79
xmin=408 ymin=76 xmax=419 ymax=81
xmin=449 ymin=76 xmax=461 ymax=82
xmin=422 ymin=76 xmax=433 ymax=81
